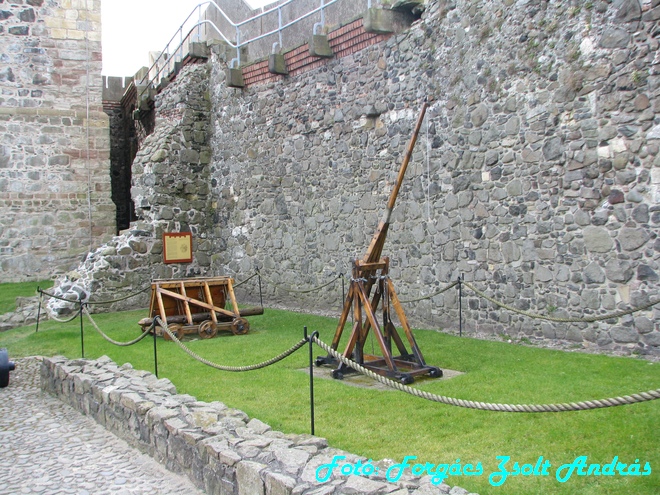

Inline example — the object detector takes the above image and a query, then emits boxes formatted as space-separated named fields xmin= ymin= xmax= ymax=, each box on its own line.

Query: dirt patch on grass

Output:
xmin=300 ymin=365 xmax=464 ymax=391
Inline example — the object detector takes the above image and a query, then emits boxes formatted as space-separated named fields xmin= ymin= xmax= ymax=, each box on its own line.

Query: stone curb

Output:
xmin=41 ymin=355 xmax=479 ymax=495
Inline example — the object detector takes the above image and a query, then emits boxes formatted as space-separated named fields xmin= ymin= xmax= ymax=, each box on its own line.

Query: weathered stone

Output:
xmin=542 ymin=137 xmax=563 ymax=161
xmin=247 ymin=418 xmax=271 ymax=434
xmin=534 ymin=265 xmax=553 ymax=282
xmin=599 ymin=28 xmax=631 ymax=48
xmin=634 ymin=94 xmax=650 ymax=111
xmin=237 ymin=461 xmax=266 ymax=495
xmin=605 ymin=259 xmax=633 ymax=283
xmin=614 ymin=0 xmax=642 ymax=23
xmin=643 ymin=332 xmax=660 ymax=347
xmin=608 ymin=189 xmax=624 ymax=204
xmin=631 ymin=204 xmax=649 ymax=224
xmin=151 ymin=150 xmax=167 ymax=163
xmin=637 ymin=265 xmax=659 ymax=281
xmin=619 ymin=228 xmax=649 ymax=251
xmin=642 ymin=6 xmax=660 ymax=21
xmin=264 ymin=471 xmax=297 ymax=495
xmin=635 ymin=317 xmax=654 ymax=335
xmin=471 ymin=103 xmax=488 ymax=127
xmin=584 ymin=262 xmax=606 ymax=284
xmin=309 ymin=34 xmax=334 ymax=58
xmin=610 ymin=326 xmax=639 ymax=343
xmin=583 ymin=226 xmax=613 ymax=253
xmin=505 ymin=116 xmax=520 ymax=136
xmin=501 ymin=241 xmax=520 ymax=263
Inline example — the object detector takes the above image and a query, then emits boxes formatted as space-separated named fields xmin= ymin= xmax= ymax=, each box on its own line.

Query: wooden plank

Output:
xmin=179 ymin=281 xmax=194 ymax=325
xmin=387 ymin=278 xmax=426 ymax=365
xmin=356 ymin=260 xmax=388 ymax=271
xmin=202 ymin=281 xmax=218 ymax=324
xmin=331 ymin=283 xmax=356 ymax=349
xmin=155 ymin=289 xmax=169 ymax=329
xmin=363 ymin=103 xmax=428 ymax=263
xmin=226 ymin=278 xmax=240 ymax=318
xmin=156 ymin=287 xmax=235 ymax=318
xmin=356 ymin=283 xmax=396 ymax=371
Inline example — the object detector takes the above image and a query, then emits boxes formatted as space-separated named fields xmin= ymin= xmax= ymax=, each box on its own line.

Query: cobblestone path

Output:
xmin=0 ymin=357 xmax=205 ymax=495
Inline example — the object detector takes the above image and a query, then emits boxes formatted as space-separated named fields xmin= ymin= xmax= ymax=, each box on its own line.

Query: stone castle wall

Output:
xmin=0 ymin=0 xmax=115 ymax=282
xmin=47 ymin=60 xmax=215 ymax=315
xmin=205 ymin=0 xmax=660 ymax=354
xmin=48 ymin=0 xmax=660 ymax=355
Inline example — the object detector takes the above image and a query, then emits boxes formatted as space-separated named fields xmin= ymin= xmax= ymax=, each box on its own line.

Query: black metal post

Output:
xmin=341 ymin=273 xmax=345 ymax=305
xmin=305 ymin=326 xmax=318 ymax=436
xmin=153 ymin=320 xmax=159 ymax=378
xmin=257 ymin=269 xmax=263 ymax=309
xmin=35 ymin=288 xmax=42 ymax=333
xmin=458 ymin=274 xmax=463 ymax=337
xmin=79 ymin=302 xmax=85 ymax=358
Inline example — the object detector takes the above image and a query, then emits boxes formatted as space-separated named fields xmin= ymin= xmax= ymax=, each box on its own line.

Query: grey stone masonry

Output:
xmin=0 ymin=0 xmax=115 ymax=282
xmin=205 ymin=0 xmax=660 ymax=355
xmin=52 ymin=0 xmax=660 ymax=356
xmin=46 ymin=60 xmax=214 ymax=317
xmin=41 ymin=355 xmax=479 ymax=495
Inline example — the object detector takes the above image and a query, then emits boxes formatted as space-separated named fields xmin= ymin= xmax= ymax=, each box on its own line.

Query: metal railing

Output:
xmin=137 ymin=0 xmax=370 ymax=98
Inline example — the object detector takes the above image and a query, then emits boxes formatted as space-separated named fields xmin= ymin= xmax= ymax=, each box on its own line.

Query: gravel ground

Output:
xmin=0 ymin=357 xmax=205 ymax=495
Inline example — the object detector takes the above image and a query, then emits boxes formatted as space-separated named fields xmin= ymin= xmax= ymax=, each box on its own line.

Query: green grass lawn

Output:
xmin=1 ymin=304 xmax=658 ymax=495
xmin=0 ymin=279 xmax=53 ymax=314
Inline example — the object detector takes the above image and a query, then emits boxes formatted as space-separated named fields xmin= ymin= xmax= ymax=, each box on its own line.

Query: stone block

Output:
xmin=227 ymin=68 xmax=245 ymax=88
xmin=610 ymin=326 xmax=639 ymax=344
xmin=583 ymin=226 xmax=614 ymax=253
xmin=237 ymin=460 xmax=266 ymax=495
xmin=309 ymin=34 xmax=334 ymax=58
xmin=265 ymin=471 xmax=296 ymax=495
xmin=188 ymin=41 xmax=210 ymax=59
xmin=268 ymin=53 xmax=288 ymax=75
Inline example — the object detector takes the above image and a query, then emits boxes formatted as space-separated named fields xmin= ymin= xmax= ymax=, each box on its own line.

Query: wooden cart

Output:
xmin=138 ymin=277 xmax=263 ymax=340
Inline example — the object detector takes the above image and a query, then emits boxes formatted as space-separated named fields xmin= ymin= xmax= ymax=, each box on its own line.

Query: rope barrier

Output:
xmin=233 ymin=272 xmax=258 ymax=288
xmin=156 ymin=316 xmax=307 ymax=371
xmin=48 ymin=311 xmax=83 ymax=324
xmin=86 ymin=286 xmax=151 ymax=306
xmin=38 ymin=288 xmax=81 ymax=304
xmin=313 ymin=336 xmax=660 ymax=412
xmin=38 ymin=292 xmax=83 ymax=323
xmin=462 ymin=281 xmax=660 ymax=323
xmin=83 ymin=305 xmax=154 ymax=347
xmin=400 ymin=280 xmax=459 ymax=304
xmin=38 ymin=286 xmax=150 ymax=306
xmin=260 ymin=273 xmax=343 ymax=294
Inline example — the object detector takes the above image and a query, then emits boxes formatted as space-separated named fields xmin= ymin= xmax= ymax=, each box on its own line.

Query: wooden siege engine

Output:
xmin=317 ymin=102 xmax=442 ymax=384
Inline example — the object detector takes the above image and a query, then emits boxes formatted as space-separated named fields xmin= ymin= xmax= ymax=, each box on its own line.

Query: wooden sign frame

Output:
xmin=163 ymin=232 xmax=193 ymax=264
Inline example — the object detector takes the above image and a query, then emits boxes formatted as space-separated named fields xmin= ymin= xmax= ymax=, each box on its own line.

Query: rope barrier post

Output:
xmin=35 ymin=288 xmax=42 ymax=333
xmin=340 ymin=273 xmax=345 ymax=305
xmin=153 ymin=319 xmax=159 ymax=378
xmin=458 ymin=274 xmax=463 ymax=337
xmin=305 ymin=326 xmax=318 ymax=436
xmin=79 ymin=302 xmax=85 ymax=358
xmin=257 ymin=269 xmax=263 ymax=309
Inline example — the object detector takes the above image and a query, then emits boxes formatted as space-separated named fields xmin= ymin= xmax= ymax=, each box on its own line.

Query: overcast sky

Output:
xmin=102 ymin=0 xmax=270 ymax=77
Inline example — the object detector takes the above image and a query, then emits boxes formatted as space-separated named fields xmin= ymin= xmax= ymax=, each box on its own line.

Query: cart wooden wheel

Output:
xmin=163 ymin=323 xmax=183 ymax=341
xmin=198 ymin=320 xmax=218 ymax=339
xmin=231 ymin=317 xmax=250 ymax=335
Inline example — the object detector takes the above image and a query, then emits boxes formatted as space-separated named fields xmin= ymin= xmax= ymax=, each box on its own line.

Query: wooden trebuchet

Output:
xmin=317 ymin=102 xmax=442 ymax=385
